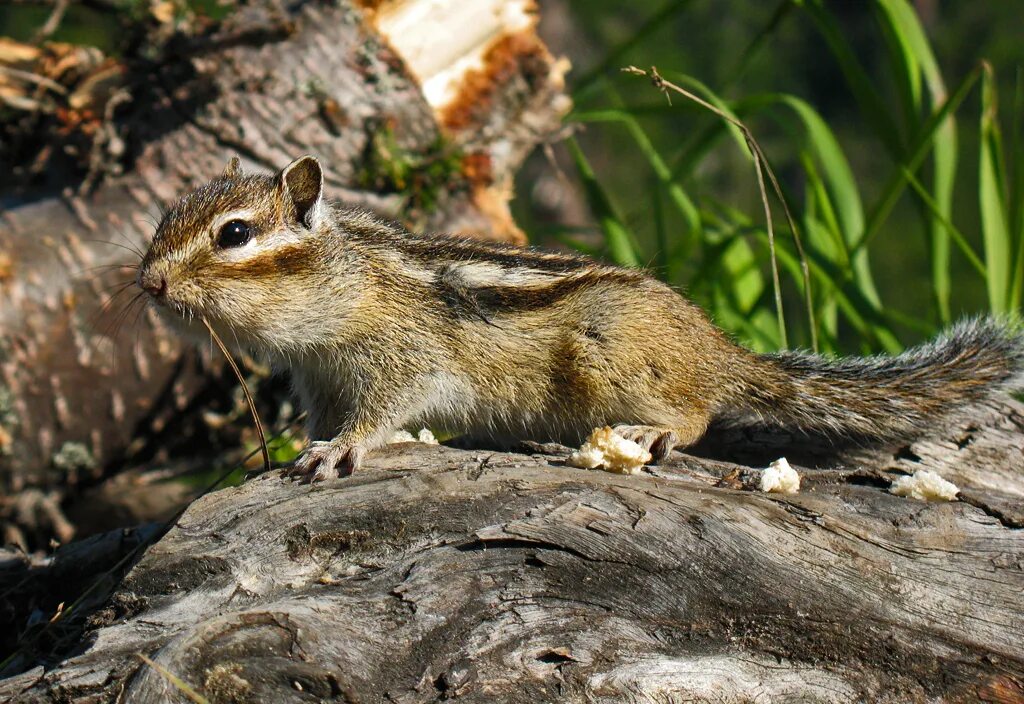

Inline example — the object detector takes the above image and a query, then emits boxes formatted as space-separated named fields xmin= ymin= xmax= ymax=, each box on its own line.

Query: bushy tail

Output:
xmin=722 ymin=318 xmax=1024 ymax=440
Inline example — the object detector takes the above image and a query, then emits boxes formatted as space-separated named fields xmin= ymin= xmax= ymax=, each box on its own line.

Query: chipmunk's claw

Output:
xmin=284 ymin=441 xmax=365 ymax=483
xmin=612 ymin=425 xmax=680 ymax=463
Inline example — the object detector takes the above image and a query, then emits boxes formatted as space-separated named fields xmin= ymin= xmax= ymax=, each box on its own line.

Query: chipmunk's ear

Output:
xmin=279 ymin=155 xmax=324 ymax=229
xmin=222 ymin=156 xmax=242 ymax=179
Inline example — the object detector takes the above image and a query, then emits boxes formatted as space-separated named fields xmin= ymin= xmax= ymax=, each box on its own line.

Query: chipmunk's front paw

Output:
xmin=284 ymin=440 xmax=366 ymax=483
xmin=612 ymin=425 xmax=679 ymax=463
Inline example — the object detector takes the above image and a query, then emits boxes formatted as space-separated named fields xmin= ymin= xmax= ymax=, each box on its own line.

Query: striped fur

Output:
xmin=139 ymin=156 xmax=1024 ymax=479
xmin=726 ymin=318 xmax=1024 ymax=439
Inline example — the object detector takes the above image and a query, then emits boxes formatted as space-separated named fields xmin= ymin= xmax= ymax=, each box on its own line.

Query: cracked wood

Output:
xmin=3 ymin=397 xmax=1023 ymax=702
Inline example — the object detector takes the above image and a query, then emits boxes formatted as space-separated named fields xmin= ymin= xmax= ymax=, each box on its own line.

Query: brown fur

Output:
xmin=138 ymin=156 xmax=1024 ymax=481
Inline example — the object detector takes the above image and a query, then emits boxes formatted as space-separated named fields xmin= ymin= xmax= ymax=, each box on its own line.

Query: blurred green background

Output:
xmin=517 ymin=0 xmax=1024 ymax=354
xmin=3 ymin=0 xmax=1023 ymax=355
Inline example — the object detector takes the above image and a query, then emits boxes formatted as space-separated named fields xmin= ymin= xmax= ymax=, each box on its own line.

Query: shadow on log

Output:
xmin=2 ymin=398 xmax=1022 ymax=702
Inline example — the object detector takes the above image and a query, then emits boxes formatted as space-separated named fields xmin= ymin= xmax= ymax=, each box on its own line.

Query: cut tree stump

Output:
xmin=2 ymin=397 xmax=1022 ymax=702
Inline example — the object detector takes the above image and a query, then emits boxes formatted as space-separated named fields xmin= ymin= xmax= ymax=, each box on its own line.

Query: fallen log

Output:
xmin=2 ymin=397 xmax=1022 ymax=702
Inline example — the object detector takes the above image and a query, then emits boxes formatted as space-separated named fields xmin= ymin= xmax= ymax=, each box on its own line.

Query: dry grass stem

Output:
xmin=201 ymin=317 xmax=271 ymax=475
xmin=622 ymin=65 xmax=818 ymax=351
xmin=137 ymin=653 xmax=210 ymax=704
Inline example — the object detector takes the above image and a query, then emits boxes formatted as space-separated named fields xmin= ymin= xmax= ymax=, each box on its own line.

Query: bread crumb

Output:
xmin=567 ymin=426 xmax=651 ymax=475
xmin=760 ymin=457 xmax=800 ymax=495
xmin=388 ymin=428 xmax=439 ymax=445
xmin=388 ymin=430 xmax=416 ymax=444
xmin=890 ymin=469 xmax=959 ymax=502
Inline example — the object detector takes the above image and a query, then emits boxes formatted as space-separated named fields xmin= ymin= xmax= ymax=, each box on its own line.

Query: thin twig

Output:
xmin=202 ymin=317 xmax=271 ymax=475
xmin=622 ymin=65 xmax=819 ymax=351
xmin=32 ymin=0 xmax=70 ymax=44
xmin=0 ymin=66 xmax=68 ymax=95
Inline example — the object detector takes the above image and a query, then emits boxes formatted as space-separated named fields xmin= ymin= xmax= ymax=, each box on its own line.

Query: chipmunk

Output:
xmin=137 ymin=155 xmax=1024 ymax=481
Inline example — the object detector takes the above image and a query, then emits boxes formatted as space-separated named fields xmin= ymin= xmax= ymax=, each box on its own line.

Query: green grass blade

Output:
xmin=927 ymin=114 xmax=957 ymax=323
xmin=769 ymin=95 xmax=884 ymax=309
xmin=651 ymin=186 xmax=669 ymax=275
xmin=1009 ymin=67 xmax=1024 ymax=309
xmin=799 ymin=155 xmax=848 ymax=263
xmin=721 ymin=0 xmax=796 ymax=89
xmin=713 ymin=200 xmax=901 ymax=352
xmin=565 ymin=136 xmax=642 ymax=268
xmin=853 ymin=63 xmax=982 ymax=254
xmin=802 ymin=212 xmax=842 ymax=347
xmin=979 ymin=65 xmax=1011 ymax=314
xmin=684 ymin=215 xmax=776 ymax=349
xmin=875 ymin=0 xmax=958 ymax=322
xmin=873 ymin=0 xmax=922 ymax=134
xmin=660 ymin=72 xmax=752 ymax=158
xmin=720 ymin=234 xmax=765 ymax=314
xmin=901 ymin=166 xmax=987 ymax=278
xmin=773 ymin=96 xmax=864 ymax=246
xmin=795 ymin=0 xmax=905 ymax=157
xmin=573 ymin=109 xmax=702 ymax=250
xmin=772 ymin=239 xmax=902 ymax=352
xmin=668 ymin=95 xmax=776 ymax=181
xmin=573 ymin=0 xmax=694 ymax=102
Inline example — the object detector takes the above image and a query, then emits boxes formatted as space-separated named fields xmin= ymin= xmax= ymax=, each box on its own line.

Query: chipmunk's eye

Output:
xmin=217 ymin=220 xmax=253 ymax=248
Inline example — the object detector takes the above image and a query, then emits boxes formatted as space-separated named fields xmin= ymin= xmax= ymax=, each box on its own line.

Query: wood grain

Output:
xmin=4 ymin=398 xmax=1022 ymax=702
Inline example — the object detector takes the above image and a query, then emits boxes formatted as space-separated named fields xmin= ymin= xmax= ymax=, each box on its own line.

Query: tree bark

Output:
xmin=0 ymin=0 xmax=569 ymax=527
xmin=2 ymin=397 xmax=1022 ymax=702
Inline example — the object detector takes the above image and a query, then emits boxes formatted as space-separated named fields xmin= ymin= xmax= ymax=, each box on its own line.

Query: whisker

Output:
xmin=132 ymin=304 xmax=148 ymax=359
xmin=105 ymin=298 xmax=146 ymax=372
xmin=101 ymin=298 xmax=134 ymax=340
xmin=72 ymin=264 xmax=138 ymax=281
xmin=97 ymin=280 xmax=136 ymax=301
xmin=83 ymin=277 xmax=139 ymax=336
xmin=128 ymin=296 xmax=150 ymax=334
xmin=99 ymin=279 xmax=138 ymax=294
xmin=107 ymin=291 xmax=146 ymax=340
xmin=123 ymin=301 xmax=150 ymax=371
xmin=111 ymin=224 xmax=147 ymax=258
xmin=90 ymin=283 xmax=138 ymax=333
xmin=83 ymin=239 xmax=145 ymax=260
xmin=230 ymin=328 xmax=243 ymax=358
xmin=117 ymin=296 xmax=148 ymax=342
xmin=81 ymin=262 xmax=137 ymax=273
xmin=139 ymin=206 xmax=168 ymax=241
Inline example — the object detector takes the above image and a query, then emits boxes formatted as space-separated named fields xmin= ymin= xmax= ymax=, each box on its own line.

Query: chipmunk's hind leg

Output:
xmin=612 ymin=414 xmax=709 ymax=462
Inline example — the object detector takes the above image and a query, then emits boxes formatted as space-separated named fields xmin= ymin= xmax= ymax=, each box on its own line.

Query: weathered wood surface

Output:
xmin=0 ymin=0 xmax=568 ymax=498
xmin=2 ymin=398 xmax=1022 ymax=703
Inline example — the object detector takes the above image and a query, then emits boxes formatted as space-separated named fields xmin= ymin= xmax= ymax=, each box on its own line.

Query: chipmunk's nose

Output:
xmin=138 ymin=269 xmax=167 ymax=298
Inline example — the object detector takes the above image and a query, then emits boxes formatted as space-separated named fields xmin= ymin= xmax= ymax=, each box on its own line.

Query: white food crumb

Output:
xmin=759 ymin=457 xmax=801 ymax=495
xmin=388 ymin=430 xmax=416 ymax=444
xmin=566 ymin=426 xmax=652 ymax=475
xmin=388 ymin=429 xmax=439 ymax=445
xmin=890 ymin=469 xmax=959 ymax=502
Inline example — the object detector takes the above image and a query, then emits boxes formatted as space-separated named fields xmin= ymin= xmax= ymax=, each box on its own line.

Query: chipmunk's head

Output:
xmin=138 ymin=155 xmax=338 ymax=349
